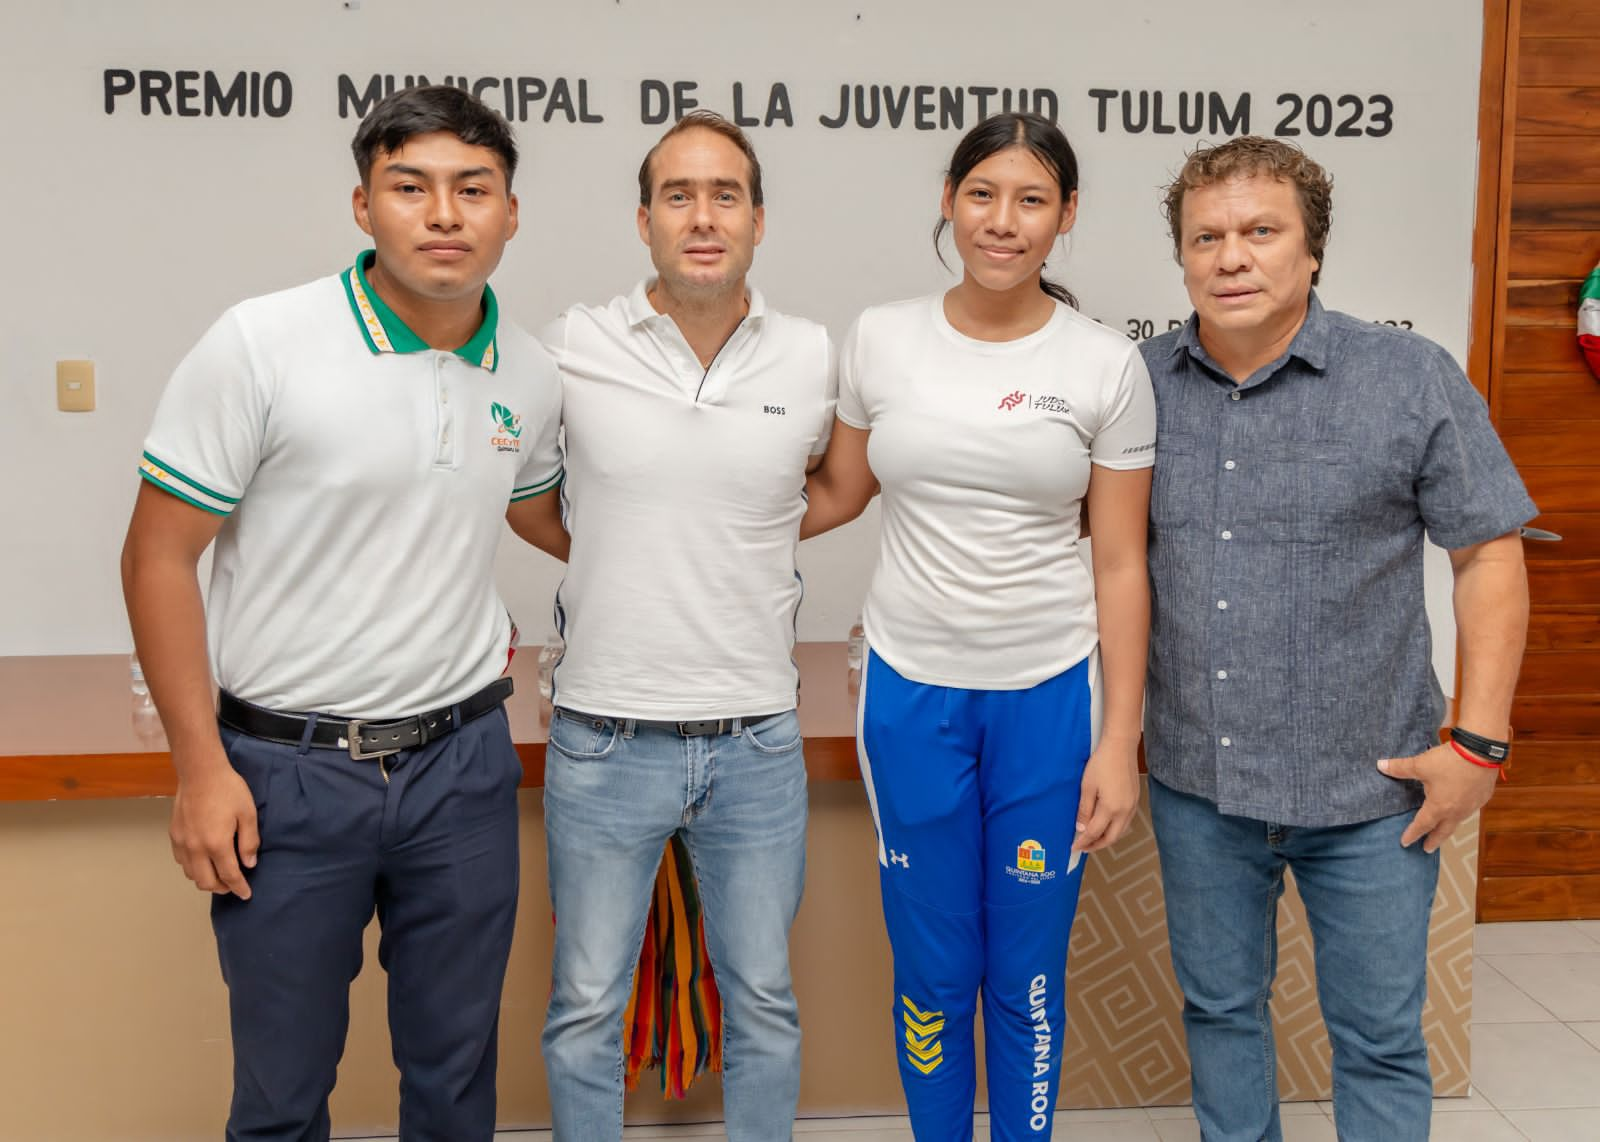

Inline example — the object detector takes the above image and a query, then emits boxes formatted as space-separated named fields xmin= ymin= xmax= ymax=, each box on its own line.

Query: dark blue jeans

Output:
xmin=212 ymin=706 xmax=522 ymax=1142
xmin=1149 ymin=778 xmax=1439 ymax=1142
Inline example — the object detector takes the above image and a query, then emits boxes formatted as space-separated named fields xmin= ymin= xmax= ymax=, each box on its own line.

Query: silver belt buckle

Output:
xmin=341 ymin=719 xmax=403 ymax=761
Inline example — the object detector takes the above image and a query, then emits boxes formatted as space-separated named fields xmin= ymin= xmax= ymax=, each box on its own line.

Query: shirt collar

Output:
xmin=624 ymin=277 xmax=767 ymax=330
xmin=1284 ymin=290 xmax=1331 ymax=370
xmin=341 ymin=249 xmax=500 ymax=371
xmin=1172 ymin=289 xmax=1330 ymax=377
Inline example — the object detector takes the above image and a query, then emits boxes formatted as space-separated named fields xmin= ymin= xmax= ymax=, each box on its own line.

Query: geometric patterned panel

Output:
xmin=1060 ymin=780 xmax=1476 ymax=1107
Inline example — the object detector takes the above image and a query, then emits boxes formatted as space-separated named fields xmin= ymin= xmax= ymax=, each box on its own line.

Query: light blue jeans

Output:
xmin=541 ymin=708 xmax=808 ymax=1141
xmin=1149 ymin=778 xmax=1440 ymax=1142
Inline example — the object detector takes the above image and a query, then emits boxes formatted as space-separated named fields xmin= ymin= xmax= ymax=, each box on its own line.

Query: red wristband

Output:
xmin=1451 ymin=738 xmax=1508 ymax=780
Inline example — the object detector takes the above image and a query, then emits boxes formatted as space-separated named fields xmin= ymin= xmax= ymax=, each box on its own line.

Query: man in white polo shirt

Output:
xmin=538 ymin=111 xmax=835 ymax=1140
xmin=120 ymin=86 xmax=565 ymax=1141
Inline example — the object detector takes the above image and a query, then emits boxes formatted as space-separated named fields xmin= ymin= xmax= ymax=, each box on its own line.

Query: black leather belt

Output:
xmin=218 ymin=677 xmax=514 ymax=760
xmin=559 ymin=708 xmax=788 ymax=738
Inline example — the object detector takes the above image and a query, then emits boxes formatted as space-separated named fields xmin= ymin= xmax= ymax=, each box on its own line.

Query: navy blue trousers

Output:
xmin=212 ymin=706 xmax=522 ymax=1142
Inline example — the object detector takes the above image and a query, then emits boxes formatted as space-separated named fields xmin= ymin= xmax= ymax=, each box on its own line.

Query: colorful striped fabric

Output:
xmin=622 ymin=836 xmax=723 ymax=1098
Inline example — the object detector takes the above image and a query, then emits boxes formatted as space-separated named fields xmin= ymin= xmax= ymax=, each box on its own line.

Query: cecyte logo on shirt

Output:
xmin=1017 ymin=839 xmax=1046 ymax=873
xmin=490 ymin=401 xmax=523 ymax=453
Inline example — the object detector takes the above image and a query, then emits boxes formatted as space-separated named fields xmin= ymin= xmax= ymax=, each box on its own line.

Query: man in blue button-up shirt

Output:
xmin=1140 ymin=137 xmax=1535 ymax=1142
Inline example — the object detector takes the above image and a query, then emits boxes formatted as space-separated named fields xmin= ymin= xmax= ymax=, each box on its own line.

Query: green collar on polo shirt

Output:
xmin=341 ymin=249 xmax=499 ymax=371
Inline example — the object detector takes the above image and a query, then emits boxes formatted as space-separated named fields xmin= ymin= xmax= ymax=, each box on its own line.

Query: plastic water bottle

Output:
xmin=537 ymin=631 xmax=564 ymax=701
xmin=846 ymin=614 xmax=865 ymax=672
xmin=130 ymin=652 xmax=165 ymax=747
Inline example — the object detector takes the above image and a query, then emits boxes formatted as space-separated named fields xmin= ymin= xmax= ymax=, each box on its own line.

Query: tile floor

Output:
xmin=358 ymin=921 xmax=1600 ymax=1141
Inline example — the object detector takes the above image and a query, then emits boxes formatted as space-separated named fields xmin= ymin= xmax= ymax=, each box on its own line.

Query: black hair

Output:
xmin=934 ymin=112 xmax=1079 ymax=308
xmin=351 ymin=84 xmax=519 ymax=188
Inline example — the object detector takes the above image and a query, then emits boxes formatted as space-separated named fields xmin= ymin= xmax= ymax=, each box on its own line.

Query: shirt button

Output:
xmin=1230 ymin=391 xmax=1242 ymax=401
xmin=1224 ymin=460 xmax=1237 ymax=471
xmin=1217 ymin=599 xmax=1229 ymax=610
xmin=1217 ymin=670 xmax=1229 ymax=680
xmin=1221 ymin=529 xmax=1233 ymax=540
xmin=1220 ymin=736 xmax=1232 ymax=747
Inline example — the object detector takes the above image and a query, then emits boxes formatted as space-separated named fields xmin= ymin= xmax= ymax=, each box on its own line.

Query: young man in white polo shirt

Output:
xmin=121 ymin=86 xmax=566 ymax=1141
xmin=538 ymin=111 xmax=835 ymax=1140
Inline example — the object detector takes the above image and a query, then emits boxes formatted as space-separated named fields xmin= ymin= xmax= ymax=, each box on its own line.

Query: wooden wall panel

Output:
xmin=1519 ymin=37 xmax=1600 ymax=85
xmin=1525 ymin=561 xmax=1600 ymax=606
xmin=1521 ymin=470 xmax=1600 ymax=512
xmin=1504 ymin=740 xmax=1600 ymax=785
xmin=1513 ymin=137 xmax=1600 ymax=183
xmin=1484 ymin=832 xmax=1600 ymax=876
xmin=1483 ymin=787 xmax=1600 ymax=830
xmin=1513 ymin=694 xmax=1600 ymax=738
xmin=1504 ymin=422 xmax=1600 ymax=467
xmin=1504 ymin=278 xmax=1581 ymax=330
xmin=1511 ymin=182 xmax=1600 ymax=229
xmin=1507 ymin=277 xmax=1582 ymax=316
xmin=1501 ymin=327 xmax=1586 ymax=372
xmin=1509 ymin=231 xmax=1600 ymax=277
xmin=1479 ymin=876 xmax=1600 ymax=919
xmin=1521 ymin=0 xmax=1600 ymax=38
xmin=1516 ymin=87 xmax=1600 ymax=134
xmin=1500 ymin=372 xmax=1600 ymax=419
xmin=1497 ymin=0 xmax=1598 ymax=931
xmin=1525 ymin=610 xmax=1600 ymax=651
xmin=1517 ymin=649 xmax=1600 ymax=692
xmin=1471 ymin=0 xmax=1515 ymax=393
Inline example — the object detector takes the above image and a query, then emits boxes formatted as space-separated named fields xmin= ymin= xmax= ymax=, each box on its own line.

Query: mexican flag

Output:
xmin=1581 ymin=263 xmax=1600 ymax=378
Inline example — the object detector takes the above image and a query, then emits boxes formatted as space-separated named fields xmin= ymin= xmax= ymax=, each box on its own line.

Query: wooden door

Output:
xmin=1474 ymin=0 xmax=1600 ymax=920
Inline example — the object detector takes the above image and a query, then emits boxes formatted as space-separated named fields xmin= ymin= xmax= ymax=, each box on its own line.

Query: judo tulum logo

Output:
xmin=998 ymin=390 xmax=1026 ymax=411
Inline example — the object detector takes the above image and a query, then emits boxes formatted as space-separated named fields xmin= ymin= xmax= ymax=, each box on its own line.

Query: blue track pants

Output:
xmin=857 ymin=649 xmax=1093 ymax=1142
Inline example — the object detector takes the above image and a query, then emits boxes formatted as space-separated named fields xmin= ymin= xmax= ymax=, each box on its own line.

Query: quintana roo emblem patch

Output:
xmin=1006 ymin=838 xmax=1058 ymax=885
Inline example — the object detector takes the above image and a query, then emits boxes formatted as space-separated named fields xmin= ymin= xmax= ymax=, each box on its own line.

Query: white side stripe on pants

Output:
xmin=855 ymin=646 xmax=889 ymax=867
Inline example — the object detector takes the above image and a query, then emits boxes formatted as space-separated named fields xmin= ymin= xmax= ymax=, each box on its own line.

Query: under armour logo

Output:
xmin=889 ymin=849 xmax=910 ymax=869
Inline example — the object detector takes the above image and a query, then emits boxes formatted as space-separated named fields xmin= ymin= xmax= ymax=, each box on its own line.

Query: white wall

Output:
xmin=0 ymin=0 xmax=1482 ymax=679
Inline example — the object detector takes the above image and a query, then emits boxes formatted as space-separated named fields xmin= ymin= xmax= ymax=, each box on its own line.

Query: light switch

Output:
xmin=56 ymin=360 xmax=95 ymax=412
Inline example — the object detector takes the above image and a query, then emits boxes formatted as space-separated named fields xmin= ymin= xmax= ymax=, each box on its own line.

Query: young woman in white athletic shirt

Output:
xmin=801 ymin=113 xmax=1155 ymax=1142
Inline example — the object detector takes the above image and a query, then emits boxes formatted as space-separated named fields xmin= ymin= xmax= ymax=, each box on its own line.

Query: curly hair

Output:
xmin=1161 ymin=136 xmax=1333 ymax=285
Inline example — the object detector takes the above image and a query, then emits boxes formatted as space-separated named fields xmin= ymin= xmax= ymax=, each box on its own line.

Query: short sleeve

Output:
xmin=812 ymin=329 xmax=840 ymax=455
xmin=1088 ymin=345 xmax=1158 ymax=470
xmin=1414 ymin=346 xmax=1537 ymax=549
xmin=835 ymin=316 xmax=869 ymax=430
xmin=537 ymin=312 xmax=568 ymax=366
xmin=511 ymin=346 xmax=565 ymax=502
xmin=139 ymin=308 xmax=269 ymax=516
